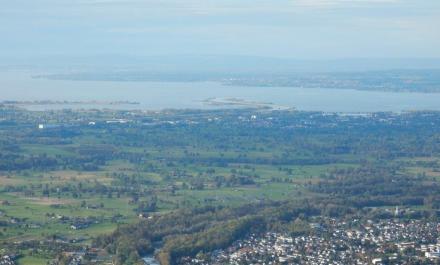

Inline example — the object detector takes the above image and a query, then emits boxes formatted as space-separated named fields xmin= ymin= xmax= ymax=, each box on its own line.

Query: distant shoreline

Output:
xmin=34 ymin=68 xmax=440 ymax=93
xmin=1 ymin=100 xmax=140 ymax=106
xmin=201 ymin=97 xmax=293 ymax=111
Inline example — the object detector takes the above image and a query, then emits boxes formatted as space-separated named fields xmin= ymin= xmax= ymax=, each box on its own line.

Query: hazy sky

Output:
xmin=1 ymin=0 xmax=439 ymax=59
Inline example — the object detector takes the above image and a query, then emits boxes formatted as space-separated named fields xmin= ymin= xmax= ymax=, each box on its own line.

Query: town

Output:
xmin=185 ymin=217 xmax=440 ymax=265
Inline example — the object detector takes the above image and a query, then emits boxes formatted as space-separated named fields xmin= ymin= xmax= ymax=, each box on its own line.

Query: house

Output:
xmin=371 ymin=258 xmax=382 ymax=264
xmin=425 ymin=252 xmax=440 ymax=259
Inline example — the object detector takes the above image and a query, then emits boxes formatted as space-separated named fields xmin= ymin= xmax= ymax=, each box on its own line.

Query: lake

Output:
xmin=2 ymin=70 xmax=440 ymax=112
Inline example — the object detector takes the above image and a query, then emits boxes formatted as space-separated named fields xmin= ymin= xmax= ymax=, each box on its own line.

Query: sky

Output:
xmin=1 ymin=0 xmax=439 ymax=60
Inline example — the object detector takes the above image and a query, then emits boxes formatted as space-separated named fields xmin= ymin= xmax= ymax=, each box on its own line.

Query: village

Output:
xmin=185 ymin=217 xmax=440 ymax=265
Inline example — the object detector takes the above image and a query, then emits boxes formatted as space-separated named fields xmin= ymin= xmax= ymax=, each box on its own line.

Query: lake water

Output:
xmin=2 ymin=70 xmax=440 ymax=112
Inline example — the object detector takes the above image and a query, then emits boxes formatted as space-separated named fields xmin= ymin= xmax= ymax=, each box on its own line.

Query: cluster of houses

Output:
xmin=0 ymin=255 xmax=15 ymax=265
xmin=47 ymin=214 xmax=99 ymax=230
xmin=0 ymin=255 xmax=16 ymax=265
xmin=69 ymin=217 xmax=98 ymax=230
xmin=52 ymin=248 xmax=113 ymax=265
xmin=186 ymin=218 xmax=440 ymax=265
